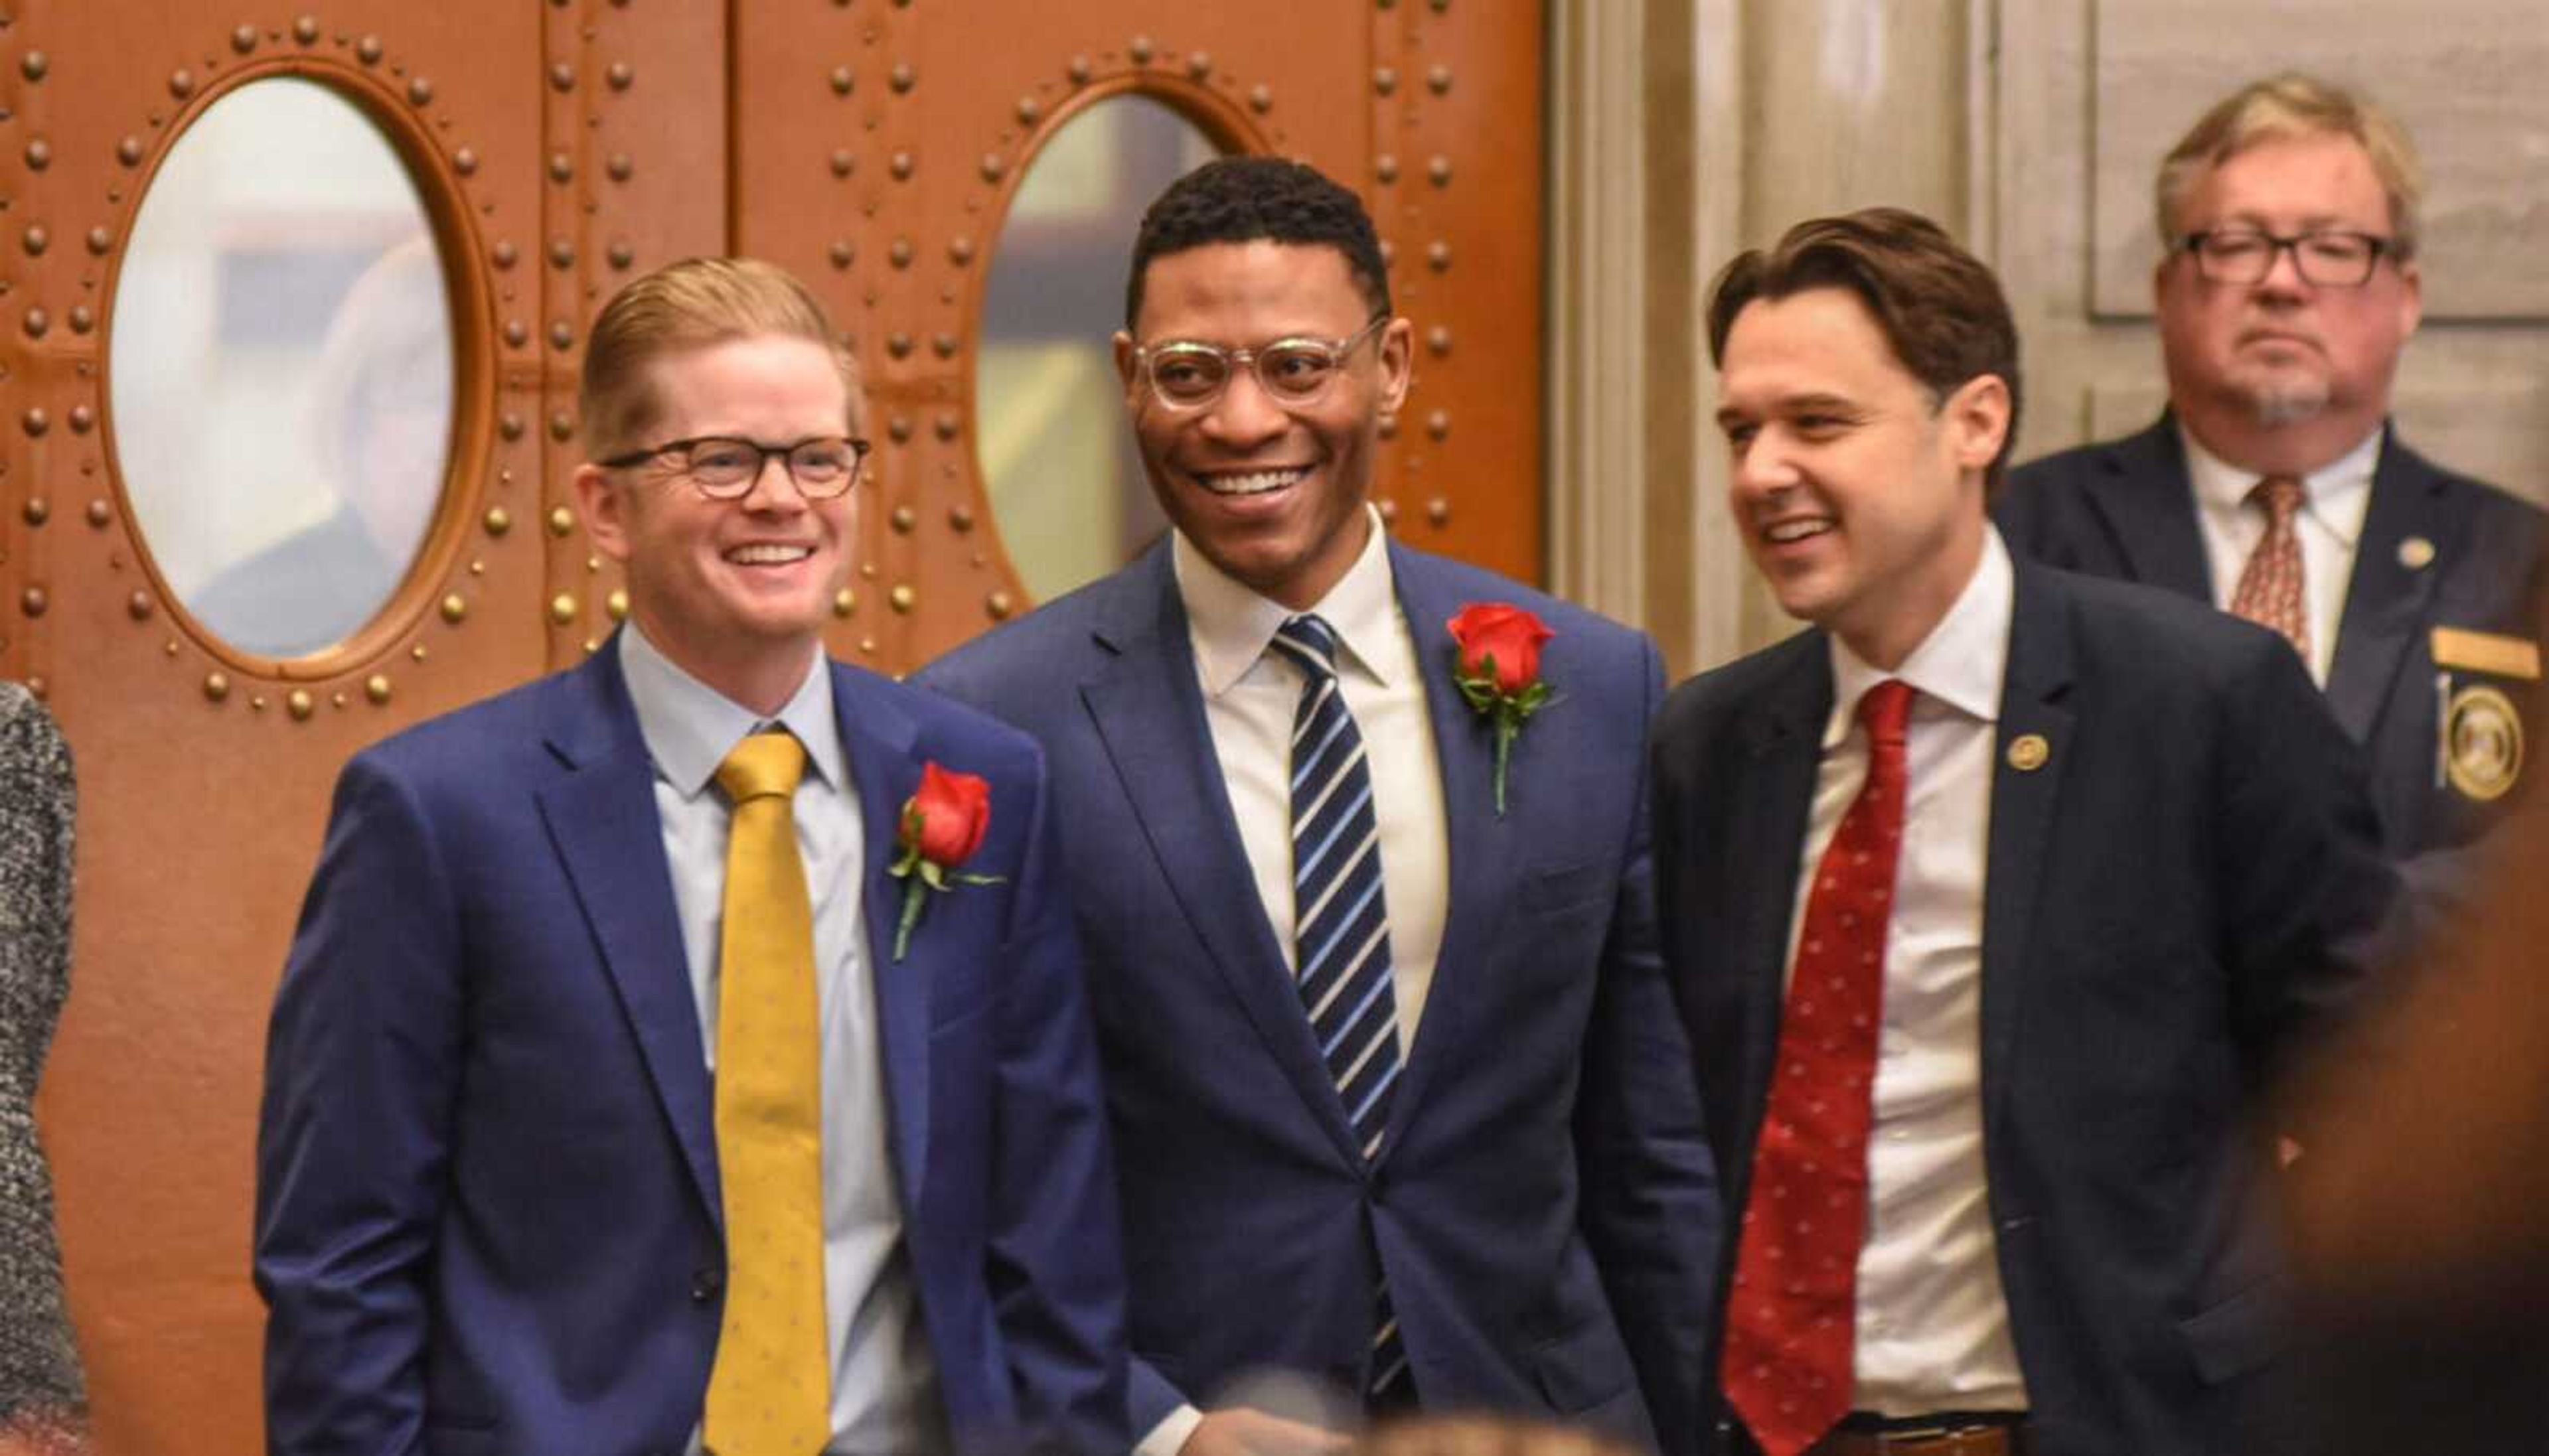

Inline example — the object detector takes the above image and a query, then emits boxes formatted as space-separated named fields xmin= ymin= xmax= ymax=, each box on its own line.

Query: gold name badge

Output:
xmin=2445 ymin=683 xmax=2524 ymax=802
xmin=2432 ymin=626 xmax=2542 ymax=682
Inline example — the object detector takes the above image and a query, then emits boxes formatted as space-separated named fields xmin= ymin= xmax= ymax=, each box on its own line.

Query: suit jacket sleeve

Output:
xmin=984 ymin=743 xmax=1133 ymax=1456
xmin=254 ymin=755 xmax=464 ymax=1456
xmin=2216 ymin=636 xmax=2399 ymax=1079
xmin=1573 ymin=636 xmax=1721 ymax=1456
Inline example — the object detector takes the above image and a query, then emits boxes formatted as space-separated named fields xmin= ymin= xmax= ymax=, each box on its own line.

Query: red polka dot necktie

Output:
xmin=1721 ymin=679 xmax=1914 ymax=1456
xmin=2228 ymin=474 xmax=2309 ymax=663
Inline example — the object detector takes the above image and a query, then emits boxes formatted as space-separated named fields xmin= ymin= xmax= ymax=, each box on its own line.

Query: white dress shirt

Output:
xmin=1134 ymin=510 xmax=1451 ymax=1456
xmin=2183 ymin=422 xmax=2381 ymax=686
xmin=1786 ymin=528 xmax=2029 ymax=1416
xmin=619 ymin=626 xmax=947 ymax=1456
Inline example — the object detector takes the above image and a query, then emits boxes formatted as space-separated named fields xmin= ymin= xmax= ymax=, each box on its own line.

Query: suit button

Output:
xmin=690 ymin=1267 xmax=724 ymax=1303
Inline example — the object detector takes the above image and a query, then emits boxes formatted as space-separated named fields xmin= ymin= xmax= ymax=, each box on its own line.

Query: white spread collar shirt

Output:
xmin=1790 ymin=528 xmax=2031 ymax=1416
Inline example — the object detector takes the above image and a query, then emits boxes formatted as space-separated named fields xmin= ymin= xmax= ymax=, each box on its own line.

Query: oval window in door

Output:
xmin=108 ymin=76 xmax=455 ymax=662
xmin=974 ymin=94 xmax=1221 ymax=605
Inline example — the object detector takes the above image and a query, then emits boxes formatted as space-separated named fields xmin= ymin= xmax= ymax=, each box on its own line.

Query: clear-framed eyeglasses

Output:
xmin=598 ymin=434 xmax=872 ymax=499
xmin=2176 ymin=228 xmax=2396 ymax=288
xmin=1131 ymin=314 xmax=1391 ymax=411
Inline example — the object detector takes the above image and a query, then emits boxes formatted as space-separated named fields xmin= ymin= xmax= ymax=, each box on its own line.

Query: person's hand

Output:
xmin=1178 ymin=1407 xmax=1352 ymax=1456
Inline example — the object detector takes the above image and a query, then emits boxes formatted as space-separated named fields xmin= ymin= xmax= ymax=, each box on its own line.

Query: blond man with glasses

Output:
xmin=1999 ymin=74 xmax=2546 ymax=926
xmin=256 ymin=257 xmax=1128 ymax=1456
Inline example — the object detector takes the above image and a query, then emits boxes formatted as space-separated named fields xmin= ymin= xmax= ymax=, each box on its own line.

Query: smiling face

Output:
xmin=573 ymin=332 xmax=858 ymax=713
xmin=1716 ymin=287 xmax=2009 ymax=669
xmin=2156 ymin=132 xmax=2422 ymax=472
xmin=1114 ymin=240 xmax=1411 ymax=611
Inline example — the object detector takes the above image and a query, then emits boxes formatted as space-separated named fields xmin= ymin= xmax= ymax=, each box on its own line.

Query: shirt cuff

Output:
xmin=1136 ymin=1402 xmax=1206 ymax=1456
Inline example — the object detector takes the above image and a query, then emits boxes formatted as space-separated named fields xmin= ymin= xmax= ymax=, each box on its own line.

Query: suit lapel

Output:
xmin=2086 ymin=418 xmax=2213 ymax=601
xmin=832 ymin=667 xmax=935 ymax=1207
xmin=1979 ymin=565 xmax=2077 ymax=1137
xmin=1077 ymin=549 xmax=1365 ymax=1166
xmin=1374 ymin=544 xmax=1492 ymax=1163
xmin=2326 ymin=429 xmax=2446 ymax=743
xmin=1729 ymin=644 xmax=1829 ymax=1149
xmin=537 ymin=647 xmax=722 ymax=1226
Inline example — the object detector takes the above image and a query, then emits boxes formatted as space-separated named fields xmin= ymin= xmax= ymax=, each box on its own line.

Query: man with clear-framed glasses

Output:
xmin=1999 ymin=73 xmax=2544 ymax=914
xmin=920 ymin=156 xmax=1717 ymax=1456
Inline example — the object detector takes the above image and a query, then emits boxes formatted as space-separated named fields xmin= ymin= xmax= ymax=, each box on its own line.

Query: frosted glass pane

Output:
xmin=976 ymin=96 xmax=1219 ymax=603
xmin=110 ymin=78 xmax=453 ymax=660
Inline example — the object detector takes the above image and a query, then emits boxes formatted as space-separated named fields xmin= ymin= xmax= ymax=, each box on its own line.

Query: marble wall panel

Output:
xmin=2090 ymin=0 xmax=2549 ymax=319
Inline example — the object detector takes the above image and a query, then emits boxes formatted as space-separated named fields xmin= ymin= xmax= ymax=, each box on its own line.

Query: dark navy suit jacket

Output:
xmin=255 ymin=640 xmax=1128 ymax=1456
xmin=1650 ymin=563 xmax=2396 ymax=1456
xmin=917 ymin=538 xmax=1719 ymax=1455
xmin=1997 ymin=417 xmax=2544 ymax=869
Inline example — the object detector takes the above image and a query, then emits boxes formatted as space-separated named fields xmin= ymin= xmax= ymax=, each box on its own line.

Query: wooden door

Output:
xmin=0 ymin=3 xmax=1541 ymax=1450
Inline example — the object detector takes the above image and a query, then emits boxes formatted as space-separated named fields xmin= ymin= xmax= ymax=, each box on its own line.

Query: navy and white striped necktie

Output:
xmin=1268 ymin=614 xmax=1413 ymax=1407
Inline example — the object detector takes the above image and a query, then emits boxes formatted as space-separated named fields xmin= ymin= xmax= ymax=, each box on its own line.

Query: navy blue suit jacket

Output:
xmin=255 ymin=641 xmax=1129 ymax=1456
xmin=1650 ymin=563 xmax=2396 ymax=1456
xmin=1997 ymin=417 xmax=2544 ymax=868
xmin=917 ymin=539 xmax=1719 ymax=1454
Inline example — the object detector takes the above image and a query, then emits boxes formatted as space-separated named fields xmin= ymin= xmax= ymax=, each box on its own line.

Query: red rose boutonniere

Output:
xmin=886 ymin=761 xmax=1005 ymax=962
xmin=1447 ymin=602 xmax=1556 ymax=817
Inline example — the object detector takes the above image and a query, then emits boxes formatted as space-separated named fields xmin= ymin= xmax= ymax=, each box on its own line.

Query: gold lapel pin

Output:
xmin=2006 ymin=733 xmax=2050 ymax=772
xmin=2399 ymin=536 xmax=2436 ymax=570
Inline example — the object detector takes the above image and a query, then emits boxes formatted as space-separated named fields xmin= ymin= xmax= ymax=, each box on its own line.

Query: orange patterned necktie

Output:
xmin=2229 ymin=474 xmax=2310 ymax=662
xmin=703 ymin=732 xmax=831 ymax=1456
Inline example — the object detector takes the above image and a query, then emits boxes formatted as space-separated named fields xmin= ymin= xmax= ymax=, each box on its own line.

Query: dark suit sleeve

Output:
xmin=984 ymin=745 xmax=1132 ymax=1456
xmin=1573 ymin=637 xmax=1721 ymax=1456
xmin=254 ymin=756 xmax=465 ymax=1456
xmin=2214 ymin=638 xmax=2399 ymax=1080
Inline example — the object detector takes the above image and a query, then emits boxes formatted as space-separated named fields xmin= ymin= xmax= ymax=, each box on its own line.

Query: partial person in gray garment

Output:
xmin=0 ymin=682 xmax=83 ymax=1453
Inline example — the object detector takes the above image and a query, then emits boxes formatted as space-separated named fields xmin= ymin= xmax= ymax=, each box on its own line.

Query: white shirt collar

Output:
xmin=2179 ymin=419 xmax=2382 ymax=549
xmin=1824 ymin=526 xmax=2015 ymax=747
xmin=1172 ymin=504 xmax=1400 ymax=697
xmin=617 ymin=624 xmax=846 ymax=799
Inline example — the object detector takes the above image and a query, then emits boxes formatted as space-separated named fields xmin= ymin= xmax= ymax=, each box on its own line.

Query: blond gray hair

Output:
xmin=578 ymin=256 xmax=856 ymax=458
xmin=2155 ymin=73 xmax=2425 ymax=262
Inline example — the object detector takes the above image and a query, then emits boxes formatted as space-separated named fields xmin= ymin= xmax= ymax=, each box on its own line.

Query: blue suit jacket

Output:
xmin=1997 ymin=417 xmax=2544 ymax=871
xmin=255 ymin=641 xmax=1128 ymax=1456
xmin=1650 ymin=563 xmax=2397 ymax=1456
xmin=917 ymin=539 xmax=1720 ymax=1455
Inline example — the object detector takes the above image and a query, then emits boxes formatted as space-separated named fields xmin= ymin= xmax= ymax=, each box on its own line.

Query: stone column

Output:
xmin=1548 ymin=0 xmax=1993 ymax=672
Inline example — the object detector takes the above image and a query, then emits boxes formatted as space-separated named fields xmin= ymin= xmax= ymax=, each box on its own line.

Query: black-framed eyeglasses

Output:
xmin=2176 ymin=228 xmax=2396 ymax=288
xmin=599 ymin=434 xmax=871 ymax=499
xmin=1131 ymin=314 xmax=1390 ymax=411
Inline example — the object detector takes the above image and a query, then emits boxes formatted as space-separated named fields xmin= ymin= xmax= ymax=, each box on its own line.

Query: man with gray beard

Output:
xmin=1998 ymin=73 xmax=2544 ymax=911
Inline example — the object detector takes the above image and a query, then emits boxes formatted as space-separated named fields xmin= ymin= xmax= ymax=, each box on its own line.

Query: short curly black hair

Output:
xmin=1124 ymin=155 xmax=1392 ymax=328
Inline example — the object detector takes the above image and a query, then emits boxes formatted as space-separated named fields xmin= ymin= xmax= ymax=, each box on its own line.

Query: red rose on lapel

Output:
xmin=887 ymin=761 xmax=1004 ymax=962
xmin=1445 ymin=602 xmax=1557 ymax=818
xmin=1448 ymin=603 xmax=1555 ymax=695
xmin=905 ymin=761 xmax=992 ymax=867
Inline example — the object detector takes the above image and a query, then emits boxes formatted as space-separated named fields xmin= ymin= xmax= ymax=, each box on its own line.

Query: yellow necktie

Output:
xmin=704 ymin=732 xmax=831 ymax=1456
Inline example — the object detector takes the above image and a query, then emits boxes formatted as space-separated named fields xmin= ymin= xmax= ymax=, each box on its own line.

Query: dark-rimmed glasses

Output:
xmin=1131 ymin=315 xmax=1390 ymax=411
xmin=599 ymin=434 xmax=871 ymax=499
xmin=2176 ymin=228 xmax=2396 ymax=288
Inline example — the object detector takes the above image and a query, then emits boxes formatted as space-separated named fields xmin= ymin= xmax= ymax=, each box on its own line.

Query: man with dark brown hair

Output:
xmin=1651 ymin=207 xmax=2394 ymax=1456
